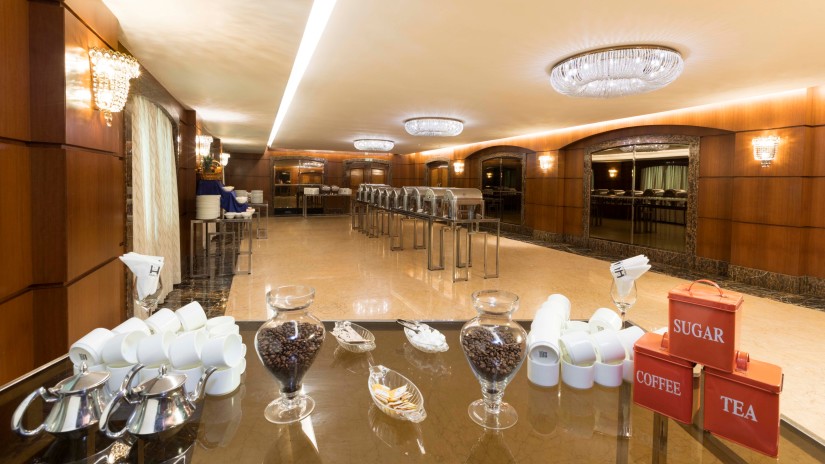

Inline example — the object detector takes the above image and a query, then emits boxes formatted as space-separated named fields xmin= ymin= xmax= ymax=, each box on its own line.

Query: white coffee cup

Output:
xmin=139 ymin=366 xmax=162 ymax=383
xmin=137 ymin=331 xmax=175 ymax=366
xmin=590 ymin=330 xmax=627 ymax=365
xmin=201 ymin=333 xmax=243 ymax=369
xmin=145 ymin=308 xmax=182 ymax=334
xmin=106 ymin=364 xmax=140 ymax=393
xmin=112 ymin=317 xmax=152 ymax=336
xmin=588 ymin=308 xmax=622 ymax=333
xmin=561 ymin=359 xmax=595 ymax=389
xmin=206 ymin=316 xmax=235 ymax=331
xmin=544 ymin=294 xmax=571 ymax=320
xmin=527 ymin=347 xmax=560 ymax=387
xmin=532 ymin=306 xmax=566 ymax=334
xmin=176 ymin=301 xmax=208 ymax=332
xmin=208 ymin=323 xmax=240 ymax=339
xmin=623 ymin=359 xmax=635 ymax=383
xmin=205 ymin=359 xmax=244 ymax=396
xmin=69 ymin=328 xmax=115 ymax=365
xmin=101 ymin=330 xmax=148 ymax=366
xmin=563 ymin=321 xmax=590 ymax=334
xmin=616 ymin=326 xmax=646 ymax=360
xmin=594 ymin=361 xmax=624 ymax=388
xmin=171 ymin=364 xmax=205 ymax=395
xmin=170 ymin=329 xmax=208 ymax=369
xmin=559 ymin=331 xmax=597 ymax=366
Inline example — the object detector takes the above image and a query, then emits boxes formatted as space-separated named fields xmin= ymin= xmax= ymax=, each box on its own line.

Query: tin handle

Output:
xmin=687 ymin=279 xmax=723 ymax=296
xmin=735 ymin=351 xmax=750 ymax=371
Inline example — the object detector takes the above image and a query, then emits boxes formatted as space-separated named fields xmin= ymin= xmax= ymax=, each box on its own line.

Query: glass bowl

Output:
xmin=367 ymin=365 xmax=426 ymax=423
xmin=332 ymin=321 xmax=376 ymax=353
xmin=403 ymin=325 xmax=448 ymax=353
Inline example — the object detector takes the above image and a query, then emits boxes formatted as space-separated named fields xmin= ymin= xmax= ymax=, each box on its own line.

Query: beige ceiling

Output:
xmin=105 ymin=0 xmax=825 ymax=155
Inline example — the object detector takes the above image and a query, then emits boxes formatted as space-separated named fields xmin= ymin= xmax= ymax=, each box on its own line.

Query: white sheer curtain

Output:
xmin=130 ymin=96 xmax=181 ymax=302
xmin=640 ymin=165 xmax=688 ymax=190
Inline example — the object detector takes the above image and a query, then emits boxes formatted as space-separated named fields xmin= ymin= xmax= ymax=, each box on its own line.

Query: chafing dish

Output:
xmin=444 ymin=188 xmax=484 ymax=220
xmin=357 ymin=184 xmax=369 ymax=202
xmin=402 ymin=187 xmax=420 ymax=212
xmin=406 ymin=187 xmax=430 ymax=213
xmin=365 ymin=184 xmax=389 ymax=204
xmin=377 ymin=187 xmax=393 ymax=208
xmin=390 ymin=188 xmax=405 ymax=209
xmin=422 ymin=187 xmax=449 ymax=217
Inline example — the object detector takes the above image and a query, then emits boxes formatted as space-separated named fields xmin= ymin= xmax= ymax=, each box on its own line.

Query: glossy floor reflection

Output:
xmin=226 ymin=216 xmax=825 ymax=440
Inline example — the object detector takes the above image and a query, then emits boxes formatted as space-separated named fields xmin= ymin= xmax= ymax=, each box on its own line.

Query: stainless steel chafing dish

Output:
xmin=422 ymin=187 xmax=449 ymax=217
xmin=390 ymin=188 xmax=405 ymax=209
xmin=407 ymin=187 xmax=430 ymax=213
xmin=357 ymin=184 xmax=369 ymax=202
xmin=401 ymin=186 xmax=420 ymax=212
xmin=444 ymin=188 xmax=484 ymax=220
xmin=377 ymin=187 xmax=393 ymax=208
xmin=365 ymin=184 xmax=389 ymax=204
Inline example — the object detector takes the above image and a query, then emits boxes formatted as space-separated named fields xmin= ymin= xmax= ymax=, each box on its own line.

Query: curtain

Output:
xmin=130 ymin=96 xmax=181 ymax=302
xmin=640 ymin=165 xmax=688 ymax=190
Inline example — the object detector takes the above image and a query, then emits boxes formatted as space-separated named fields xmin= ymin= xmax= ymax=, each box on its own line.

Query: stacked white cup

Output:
xmin=527 ymin=294 xmax=570 ymax=387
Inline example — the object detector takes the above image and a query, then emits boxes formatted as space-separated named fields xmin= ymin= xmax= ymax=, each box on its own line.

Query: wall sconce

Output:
xmin=196 ymin=135 xmax=213 ymax=160
xmin=220 ymin=152 xmax=231 ymax=166
xmin=608 ymin=168 xmax=618 ymax=178
xmin=88 ymin=48 xmax=140 ymax=127
xmin=539 ymin=154 xmax=552 ymax=171
xmin=752 ymin=135 xmax=780 ymax=167
xmin=453 ymin=160 xmax=465 ymax=174
xmin=486 ymin=172 xmax=493 ymax=179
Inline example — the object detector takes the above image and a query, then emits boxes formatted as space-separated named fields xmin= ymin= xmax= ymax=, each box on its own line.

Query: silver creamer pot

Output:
xmin=11 ymin=362 xmax=110 ymax=437
xmin=99 ymin=364 xmax=216 ymax=439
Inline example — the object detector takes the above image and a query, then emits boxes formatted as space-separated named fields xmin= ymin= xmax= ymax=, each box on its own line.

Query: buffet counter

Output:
xmin=2 ymin=321 xmax=822 ymax=463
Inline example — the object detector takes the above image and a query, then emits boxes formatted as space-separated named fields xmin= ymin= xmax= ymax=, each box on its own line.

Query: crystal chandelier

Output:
xmin=354 ymin=139 xmax=394 ymax=152
xmin=550 ymin=46 xmax=683 ymax=98
xmin=752 ymin=136 xmax=780 ymax=167
xmin=404 ymin=117 xmax=463 ymax=136
xmin=619 ymin=144 xmax=670 ymax=152
xmin=88 ymin=48 xmax=140 ymax=126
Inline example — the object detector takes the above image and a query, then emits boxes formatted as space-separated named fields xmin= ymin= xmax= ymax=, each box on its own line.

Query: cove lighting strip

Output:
xmin=267 ymin=0 xmax=338 ymax=148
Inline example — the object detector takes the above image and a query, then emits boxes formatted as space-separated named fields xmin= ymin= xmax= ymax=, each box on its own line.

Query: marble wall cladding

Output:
xmin=728 ymin=265 xmax=800 ymax=294
xmin=801 ymin=277 xmax=825 ymax=299
xmin=695 ymin=256 xmax=729 ymax=276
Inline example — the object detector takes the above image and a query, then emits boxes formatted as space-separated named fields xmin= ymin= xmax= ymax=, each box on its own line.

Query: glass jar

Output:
xmin=254 ymin=285 xmax=325 ymax=424
xmin=460 ymin=290 xmax=527 ymax=430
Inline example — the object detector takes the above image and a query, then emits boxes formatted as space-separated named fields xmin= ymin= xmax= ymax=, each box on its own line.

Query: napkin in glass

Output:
xmin=120 ymin=252 xmax=164 ymax=300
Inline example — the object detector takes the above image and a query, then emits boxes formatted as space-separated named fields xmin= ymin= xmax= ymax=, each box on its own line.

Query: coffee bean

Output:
xmin=461 ymin=327 xmax=524 ymax=383
xmin=257 ymin=322 xmax=324 ymax=393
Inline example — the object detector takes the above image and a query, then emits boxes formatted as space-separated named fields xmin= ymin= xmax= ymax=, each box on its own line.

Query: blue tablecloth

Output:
xmin=196 ymin=180 xmax=246 ymax=213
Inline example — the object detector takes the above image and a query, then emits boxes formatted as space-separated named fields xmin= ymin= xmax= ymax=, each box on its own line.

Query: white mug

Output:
xmin=206 ymin=316 xmax=235 ymax=331
xmin=563 ymin=321 xmax=590 ymax=334
xmin=139 ymin=366 xmax=162 ymax=383
xmin=544 ymin=294 xmax=571 ymax=320
xmin=588 ymin=308 xmax=622 ymax=333
xmin=171 ymin=364 xmax=205 ymax=395
xmin=137 ymin=331 xmax=175 ymax=366
xmin=106 ymin=364 xmax=140 ymax=393
xmin=205 ymin=359 xmax=244 ymax=396
xmin=559 ymin=331 xmax=597 ymax=366
xmin=112 ymin=317 xmax=152 ymax=336
xmin=201 ymin=333 xmax=243 ymax=369
xmin=528 ymin=351 xmax=560 ymax=387
xmin=101 ymin=330 xmax=147 ymax=366
xmin=69 ymin=328 xmax=114 ymax=365
xmin=594 ymin=361 xmax=624 ymax=388
xmin=208 ymin=323 xmax=240 ymax=339
xmin=590 ymin=330 xmax=627 ymax=365
xmin=561 ymin=359 xmax=595 ymax=389
xmin=532 ymin=306 xmax=566 ymax=334
xmin=145 ymin=308 xmax=182 ymax=334
xmin=169 ymin=329 xmax=208 ymax=369
xmin=176 ymin=301 xmax=208 ymax=332
xmin=623 ymin=359 xmax=635 ymax=383
xmin=616 ymin=326 xmax=645 ymax=360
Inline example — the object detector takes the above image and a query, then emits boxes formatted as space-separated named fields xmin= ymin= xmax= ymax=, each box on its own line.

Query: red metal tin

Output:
xmin=633 ymin=332 xmax=696 ymax=424
xmin=703 ymin=352 xmax=783 ymax=458
xmin=668 ymin=280 xmax=744 ymax=372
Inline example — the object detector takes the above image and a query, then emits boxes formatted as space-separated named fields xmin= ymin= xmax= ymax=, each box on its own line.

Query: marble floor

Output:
xmin=224 ymin=215 xmax=825 ymax=441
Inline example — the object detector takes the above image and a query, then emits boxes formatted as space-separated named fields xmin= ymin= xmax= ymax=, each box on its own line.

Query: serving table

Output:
xmin=189 ymin=217 xmax=253 ymax=278
xmin=2 ymin=321 xmax=821 ymax=463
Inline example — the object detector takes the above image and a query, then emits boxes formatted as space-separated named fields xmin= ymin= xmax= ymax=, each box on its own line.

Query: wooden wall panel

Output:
xmin=733 ymin=127 xmax=808 ymax=177
xmin=30 ymin=147 xmax=68 ymax=284
xmin=29 ymin=1 xmax=66 ymax=145
xmin=563 ymin=207 xmax=583 ymax=235
xmin=64 ymin=10 xmax=123 ymax=153
xmin=66 ymin=149 xmax=124 ymax=281
xmin=0 ymin=292 xmax=34 ymax=385
xmin=730 ymin=177 xmax=803 ymax=227
xmin=64 ymin=0 xmax=118 ymax=47
xmin=562 ymin=149 xmax=584 ymax=179
xmin=32 ymin=287 xmax=67 ymax=366
xmin=0 ymin=0 xmax=30 ymax=141
xmin=66 ymin=259 xmax=124 ymax=344
xmin=802 ymin=178 xmax=825 ymax=228
xmin=699 ymin=134 xmax=735 ymax=177
xmin=562 ymin=179 xmax=582 ymax=208
xmin=697 ymin=178 xmax=732 ymax=220
xmin=730 ymin=223 xmax=802 ymax=276
xmin=696 ymin=218 xmax=732 ymax=262
xmin=807 ymin=126 xmax=825 ymax=176
xmin=0 ymin=144 xmax=32 ymax=300
xmin=803 ymin=228 xmax=825 ymax=279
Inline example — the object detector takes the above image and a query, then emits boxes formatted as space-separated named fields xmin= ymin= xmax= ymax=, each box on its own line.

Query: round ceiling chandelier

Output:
xmin=549 ymin=45 xmax=684 ymax=98
xmin=354 ymin=139 xmax=394 ymax=152
xmin=404 ymin=117 xmax=463 ymax=136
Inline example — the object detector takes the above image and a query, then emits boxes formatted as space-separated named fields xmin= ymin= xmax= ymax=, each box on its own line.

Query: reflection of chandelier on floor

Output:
xmin=89 ymin=48 xmax=140 ymax=126
xmin=550 ymin=46 xmax=683 ymax=98
xmin=619 ymin=144 xmax=670 ymax=152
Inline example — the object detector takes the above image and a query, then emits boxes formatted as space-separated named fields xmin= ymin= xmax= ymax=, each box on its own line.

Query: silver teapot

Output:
xmin=11 ymin=362 xmax=110 ymax=437
xmin=99 ymin=364 xmax=216 ymax=439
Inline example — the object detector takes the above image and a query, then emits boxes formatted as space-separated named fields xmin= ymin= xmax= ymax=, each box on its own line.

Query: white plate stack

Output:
xmin=196 ymin=195 xmax=221 ymax=219
xmin=250 ymin=190 xmax=263 ymax=204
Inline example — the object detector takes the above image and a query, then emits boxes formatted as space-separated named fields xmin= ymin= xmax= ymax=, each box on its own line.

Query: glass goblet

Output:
xmin=610 ymin=281 xmax=637 ymax=326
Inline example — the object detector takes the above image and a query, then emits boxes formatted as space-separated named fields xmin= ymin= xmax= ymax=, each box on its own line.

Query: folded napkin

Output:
xmin=610 ymin=254 xmax=650 ymax=297
xmin=120 ymin=252 xmax=164 ymax=300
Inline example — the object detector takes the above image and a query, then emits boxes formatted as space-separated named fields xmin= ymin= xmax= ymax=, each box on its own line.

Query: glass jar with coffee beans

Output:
xmin=460 ymin=290 xmax=527 ymax=430
xmin=255 ymin=285 xmax=325 ymax=424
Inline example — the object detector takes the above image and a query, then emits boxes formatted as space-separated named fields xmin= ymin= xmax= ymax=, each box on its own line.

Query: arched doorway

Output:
xmin=425 ymin=160 xmax=450 ymax=187
xmin=467 ymin=147 xmax=532 ymax=226
xmin=343 ymin=158 xmax=391 ymax=189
